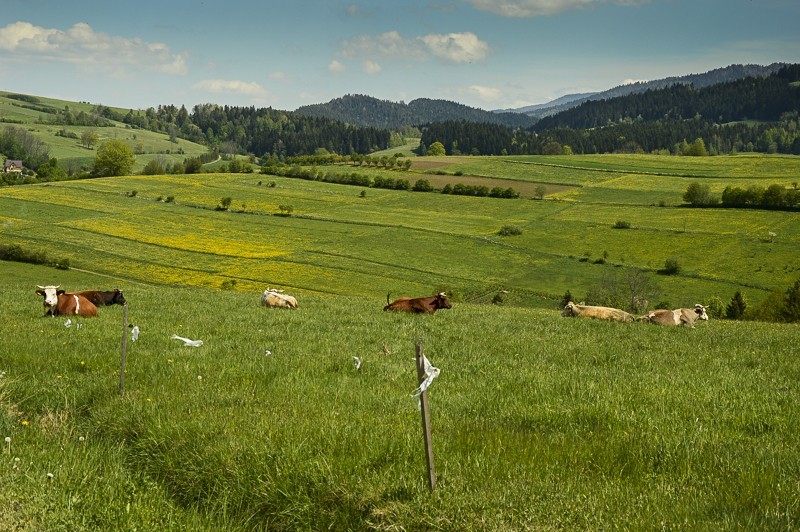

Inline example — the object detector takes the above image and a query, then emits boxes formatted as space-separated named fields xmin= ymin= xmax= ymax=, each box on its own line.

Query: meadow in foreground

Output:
xmin=1 ymin=262 xmax=798 ymax=529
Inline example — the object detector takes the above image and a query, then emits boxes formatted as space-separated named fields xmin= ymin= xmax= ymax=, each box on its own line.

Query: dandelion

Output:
xmin=80 ymin=361 xmax=85 ymax=366
xmin=4 ymin=436 xmax=10 ymax=454
xmin=47 ymin=472 xmax=53 ymax=480
xmin=79 ymin=436 xmax=85 ymax=442
xmin=57 ymin=375 xmax=62 ymax=379
xmin=197 ymin=375 xmax=203 ymax=381
xmin=167 ymin=359 xmax=174 ymax=364
xmin=21 ymin=420 xmax=29 ymax=426
xmin=146 ymin=397 xmax=152 ymax=402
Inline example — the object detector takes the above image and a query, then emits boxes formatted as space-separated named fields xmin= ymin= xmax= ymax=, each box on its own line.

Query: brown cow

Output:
xmin=384 ymin=292 xmax=452 ymax=314
xmin=638 ymin=304 xmax=709 ymax=328
xmin=561 ymin=301 xmax=634 ymax=323
xmin=35 ymin=285 xmax=98 ymax=317
xmin=67 ymin=289 xmax=126 ymax=307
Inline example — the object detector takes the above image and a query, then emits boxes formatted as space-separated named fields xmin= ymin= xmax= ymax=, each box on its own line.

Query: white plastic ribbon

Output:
xmin=170 ymin=334 xmax=204 ymax=347
xmin=353 ymin=356 xmax=362 ymax=370
xmin=64 ymin=318 xmax=72 ymax=328
xmin=412 ymin=354 xmax=440 ymax=398
xmin=131 ymin=326 xmax=140 ymax=342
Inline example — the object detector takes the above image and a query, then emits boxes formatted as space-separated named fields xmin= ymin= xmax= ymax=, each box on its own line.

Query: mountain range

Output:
xmin=295 ymin=63 xmax=790 ymax=129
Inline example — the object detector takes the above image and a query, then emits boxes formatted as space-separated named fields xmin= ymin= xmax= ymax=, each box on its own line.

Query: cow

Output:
xmin=35 ymin=285 xmax=98 ymax=318
xmin=67 ymin=289 xmax=126 ymax=307
xmin=261 ymin=288 xmax=298 ymax=309
xmin=561 ymin=301 xmax=634 ymax=323
xmin=384 ymin=292 xmax=452 ymax=314
xmin=638 ymin=304 xmax=709 ymax=328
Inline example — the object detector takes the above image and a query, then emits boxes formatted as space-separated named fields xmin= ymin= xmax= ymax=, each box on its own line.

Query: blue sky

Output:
xmin=1 ymin=0 xmax=798 ymax=112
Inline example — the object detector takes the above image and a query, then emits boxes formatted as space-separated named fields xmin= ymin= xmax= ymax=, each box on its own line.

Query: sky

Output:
xmin=1 ymin=0 xmax=798 ymax=113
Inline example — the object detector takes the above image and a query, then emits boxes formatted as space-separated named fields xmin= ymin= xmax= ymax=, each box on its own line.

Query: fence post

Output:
xmin=119 ymin=304 xmax=128 ymax=395
xmin=415 ymin=340 xmax=437 ymax=491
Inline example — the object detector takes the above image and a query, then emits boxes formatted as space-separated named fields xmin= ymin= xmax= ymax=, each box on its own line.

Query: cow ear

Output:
xmin=35 ymin=289 xmax=44 ymax=296
xmin=57 ymin=290 xmax=65 ymax=295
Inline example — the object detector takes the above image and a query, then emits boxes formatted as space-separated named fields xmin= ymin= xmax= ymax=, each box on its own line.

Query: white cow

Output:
xmin=261 ymin=288 xmax=298 ymax=309
xmin=638 ymin=304 xmax=709 ymax=328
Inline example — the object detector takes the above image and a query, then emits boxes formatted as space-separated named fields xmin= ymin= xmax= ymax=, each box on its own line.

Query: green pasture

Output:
xmin=0 ymin=91 xmax=207 ymax=172
xmin=3 ymin=153 xmax=800 ymax=308
xmin=1 ymin=262 xmax=798 ymax=529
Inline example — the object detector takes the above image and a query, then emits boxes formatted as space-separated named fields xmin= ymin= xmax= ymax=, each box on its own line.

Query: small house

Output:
xmin=3 ymin=159 xmax=24 ymax=173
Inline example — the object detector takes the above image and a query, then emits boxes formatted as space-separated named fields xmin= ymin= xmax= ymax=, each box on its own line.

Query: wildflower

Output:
xmin=57 ymin=375 xmax=63 ymax=379
xmin=197 ymin=375 xmax=203 ymax=380
xmin=167 ymin=359 xmax=173 ymax=364
xmin=353 ymin=356 xmax=362 ymax=370
xmin=4 ymin=436 xmax=10 ymax=453
xmin=47 ymin=472 xmax=53 ymax=480
xmin=21 ymin=420 xmax=29 ymax=426
xmin=146 ymin=397 xmax=152 ymax=402
xmin=79 ymin=436 xmax=85 ymax=442
xmin=81 ymin=361 xmax=85 ymax=365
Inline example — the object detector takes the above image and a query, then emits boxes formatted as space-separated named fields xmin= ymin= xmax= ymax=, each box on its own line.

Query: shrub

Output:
xmin=613 ymin=220 xmax=631 ymax=229
xmin=660 ymin=258 xmax=681 ymax=275
xmin=498 ymin=225 xmax=522 ymax=237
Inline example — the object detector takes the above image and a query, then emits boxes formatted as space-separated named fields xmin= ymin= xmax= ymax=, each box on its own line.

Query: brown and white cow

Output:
xmin=261 ymin=288 xmax=298 ymax=309
xmin=638 ymin=304 xmax=709 ymax=328
xmin=561 ymin=301 xmax=634 ymax=323
xmin=35 ymin=285 xmax=98 ymax=318
xmin=68 ymin=289 xmax=126 ymax=307
xmin=384 ymin=292 xmax=452 ymax=314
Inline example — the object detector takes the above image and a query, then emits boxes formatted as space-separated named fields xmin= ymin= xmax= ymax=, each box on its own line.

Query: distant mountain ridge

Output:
xmin=295 ymin=94 xmax=537 ymax=129
xmin=504 ymin=63 xmax=790 ymax=120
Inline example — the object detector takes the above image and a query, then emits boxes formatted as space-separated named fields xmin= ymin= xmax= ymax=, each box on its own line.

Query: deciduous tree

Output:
xmin=94 ymin=140 xmax=135 ymax=177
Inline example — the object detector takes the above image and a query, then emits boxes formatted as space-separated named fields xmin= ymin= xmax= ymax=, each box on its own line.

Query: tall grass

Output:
xmin=2 ymin=262 xmax=798 ymax=529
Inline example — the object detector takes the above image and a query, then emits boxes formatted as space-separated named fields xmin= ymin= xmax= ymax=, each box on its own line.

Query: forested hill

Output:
xmin=533 ymin=64 xmax=800 ymax=131
xmin=294 ymin=94 xmax=536 ymax=129
xmin=515 ymin=62 xmax=790 ymax=120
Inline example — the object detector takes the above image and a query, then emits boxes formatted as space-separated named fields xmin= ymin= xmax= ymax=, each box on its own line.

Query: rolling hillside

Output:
xmin=0 ymin=91 xmax=210 ymax=173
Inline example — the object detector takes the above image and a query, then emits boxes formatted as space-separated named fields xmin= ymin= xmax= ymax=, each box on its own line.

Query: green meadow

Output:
xmin=2 ymin=153 xmax=800 ymax=528
xmin=0 ymin=91 xmax=208 ymax=172
xmin=2 ymin=153 xmax=799 ymax=306
xmin=1 ymin=261 xmax=798 ymax=529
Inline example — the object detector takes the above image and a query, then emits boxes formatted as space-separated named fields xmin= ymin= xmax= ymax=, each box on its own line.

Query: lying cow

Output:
xmin=35 ymin=285 xmax=98 ymax=318
xmin=561 ymin=301 xmax=633 ymax=323
xmin=261 ymin=288 xmax=298 ymax=309
xmin=68 ymin=289 xmax=126 ymax=307
xmin=384 ymin=292 xmax=452 ymax=314
xmin=638 ymin=304 xmax=709 ymax=328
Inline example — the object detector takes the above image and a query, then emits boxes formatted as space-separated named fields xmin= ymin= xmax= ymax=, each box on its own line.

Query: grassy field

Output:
xmin=0 ymin=91 xmax=208 ymax=172
xmin=2 ymin=154 xmax=799 ymax=310
xmin=1 ymin=261 xmax=798 ymax=529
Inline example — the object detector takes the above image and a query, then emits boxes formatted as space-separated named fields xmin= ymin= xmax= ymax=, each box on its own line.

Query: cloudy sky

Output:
xmin=1 ymin=0 xmax=798 ymax=112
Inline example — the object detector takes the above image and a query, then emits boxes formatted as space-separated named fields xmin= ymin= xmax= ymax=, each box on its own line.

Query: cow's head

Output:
xmin=434 ymin=292 xmax=452 ymax=310
xmin=694 ymin=304 xmax=709 ymax=321
xmin=35 ymin=285 xmax=62 ymax=308
xmin=111 ymin=289 xmax=126 ymax=305
xmin=561 ymin=301 xmax=577 ymax=317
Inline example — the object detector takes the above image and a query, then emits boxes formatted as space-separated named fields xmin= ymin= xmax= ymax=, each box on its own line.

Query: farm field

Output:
xmin=2 ymin=153 xmax=799 ymax=309
xmin=1 ymin=262 xmax=798 ymax=529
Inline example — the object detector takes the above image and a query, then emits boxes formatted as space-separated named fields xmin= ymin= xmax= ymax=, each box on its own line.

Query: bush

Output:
xmin=498 ymin=225 xmax=522 ymax=237
xmin=613 ymin=220 xmax=631 ymax=229
xmin=660 ymin=258 xmax=681 ymax=275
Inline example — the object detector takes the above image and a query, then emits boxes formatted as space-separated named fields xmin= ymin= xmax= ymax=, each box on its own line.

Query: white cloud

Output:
xmin=328 ymin=59 xmax=346 ymax=73
xmin=469 ymin=85 xmax=502 ymax=101
xmin=0 ymin=21 xmax=187 ymax=74
xmin=463 ymin=0 xmax=651 ymax=17
xmin=193 ymin=79 xmax=267 ymax=97
xmin=339 ymin=30 xmax=489 ymax=65
xmin=362 ymin=60 xmax=382 ymax=74
xmin=421 ymin=33 xmax=489 ymax=63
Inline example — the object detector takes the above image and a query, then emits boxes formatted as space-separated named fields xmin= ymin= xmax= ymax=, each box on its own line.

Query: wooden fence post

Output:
xmin=415 ymin=341 xmax=437 ymax=491
xmin=119 ymin=304 xmax=128 ymax=395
